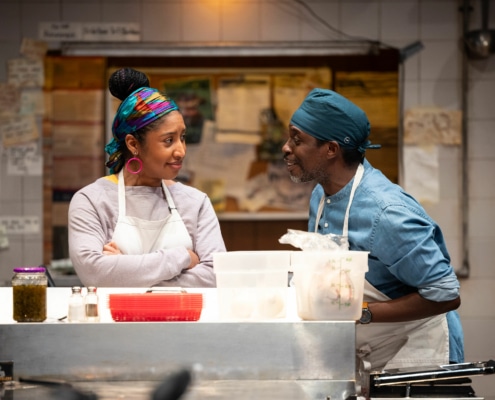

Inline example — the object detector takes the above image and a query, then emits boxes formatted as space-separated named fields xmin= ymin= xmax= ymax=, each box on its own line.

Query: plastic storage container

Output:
xmin=291 ymin=250 xmax=369 ymax=321
xmin=12 ymin=266 xmax=47 ymax=322
xmin=213 ymin=251 xmax=291 ymax=321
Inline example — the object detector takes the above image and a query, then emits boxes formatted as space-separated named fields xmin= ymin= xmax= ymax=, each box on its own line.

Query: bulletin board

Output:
xmin=106 ymin=50 xmax=400 ymax=213
xmin=43 ymin=49 xmax=400 ymax=264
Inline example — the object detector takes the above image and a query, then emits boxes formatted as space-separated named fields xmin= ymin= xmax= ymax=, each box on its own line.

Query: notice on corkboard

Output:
xmin=404 ymin=107 xmax=462 ymax=145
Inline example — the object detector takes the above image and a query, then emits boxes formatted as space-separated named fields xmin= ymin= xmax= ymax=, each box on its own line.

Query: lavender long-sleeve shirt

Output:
xmin=68 ymin=175 xmax=226 ymax=288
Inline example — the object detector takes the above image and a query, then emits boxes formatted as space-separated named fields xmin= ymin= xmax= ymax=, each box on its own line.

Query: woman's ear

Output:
xmin=125 ymin=134 xmax=139 ymax=155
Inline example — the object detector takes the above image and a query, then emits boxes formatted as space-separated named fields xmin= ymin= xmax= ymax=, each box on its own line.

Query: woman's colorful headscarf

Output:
xmin=105 ymin=87 xmax=179 ymax=173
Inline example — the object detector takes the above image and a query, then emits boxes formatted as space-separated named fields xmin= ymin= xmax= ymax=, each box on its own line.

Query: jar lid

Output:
xmin=13 ymin=266 xmax=46 ymax=273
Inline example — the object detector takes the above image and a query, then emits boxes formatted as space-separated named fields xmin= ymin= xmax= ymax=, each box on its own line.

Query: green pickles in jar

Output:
xmin=12 ymin=267 xmax=47 ymax=322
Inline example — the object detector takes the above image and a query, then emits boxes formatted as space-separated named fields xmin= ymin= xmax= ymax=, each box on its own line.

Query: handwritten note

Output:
xmin=6 ymin=142 xmax=43 ymax=176
xmin=20 ymin=38 xmax=48 ymax=60
xmin=404 ymin=107 xmax=462 ymax=145
xmin=0 ymin=216 xmax=40 ymax=235
xmin=216 ymin=75 xmax=270 ymax=144
xmin=0 ymin=83 xmax=21 ymax=117
xmin=20 ymin=89 xmax=45 ymax=116
xmin=0 ymin=115 xmax=39 ymax=147
xmin=7 ymin=58 xmax=44 ymax=88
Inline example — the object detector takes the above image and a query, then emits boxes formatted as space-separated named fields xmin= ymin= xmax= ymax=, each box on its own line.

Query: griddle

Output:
xmin=369 ymin=360 xmax=495 ymax=399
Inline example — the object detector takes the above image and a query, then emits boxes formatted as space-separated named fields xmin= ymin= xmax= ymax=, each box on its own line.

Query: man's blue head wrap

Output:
xmin=290 ymin=88 xmax=381 ymax=153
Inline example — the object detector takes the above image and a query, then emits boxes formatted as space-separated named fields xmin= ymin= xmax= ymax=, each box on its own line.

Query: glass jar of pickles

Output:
xmin=12 ymin=267 xmax=47 ymax=322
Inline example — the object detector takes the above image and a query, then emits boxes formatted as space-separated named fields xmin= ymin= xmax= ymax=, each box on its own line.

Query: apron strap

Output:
xmin=343 ymin=163 xmax=364 ymax=238
xmin=315 ymin=163 xmax=365 ymax=237
xmin=117 ymin=169 xmax=126 ymax=218
xmin=161 ymin=181 xmax=177 ymax=212
xmin=118 ymin=170 xmax=177 ymax=216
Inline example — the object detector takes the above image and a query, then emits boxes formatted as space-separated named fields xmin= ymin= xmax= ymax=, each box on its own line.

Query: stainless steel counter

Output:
xmin=0 ymin=320 xmax=357 ymax=400
xmin=1 ymin=380 xmax=354 ymax=400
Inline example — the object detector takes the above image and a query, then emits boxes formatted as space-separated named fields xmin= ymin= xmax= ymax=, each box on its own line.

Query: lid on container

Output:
xmin=13 ymin=266 xmax=46 ymax=273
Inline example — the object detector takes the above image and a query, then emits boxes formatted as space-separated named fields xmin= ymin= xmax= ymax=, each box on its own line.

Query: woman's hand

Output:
xmin=103 ymin=241 xmax=122 ymax=255
xmin=187 ymin=249 xmax=200 ymax=269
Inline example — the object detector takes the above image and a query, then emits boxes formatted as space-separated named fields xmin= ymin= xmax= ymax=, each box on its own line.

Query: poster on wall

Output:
xmin=161 ymin=77 xmax=214 ymax=144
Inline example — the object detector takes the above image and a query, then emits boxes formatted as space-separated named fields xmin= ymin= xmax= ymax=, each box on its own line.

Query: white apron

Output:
xmin=315 ymin=164 xmax=449 ymax=375
xmin=111 ymin=169 xmax=193 ymax=255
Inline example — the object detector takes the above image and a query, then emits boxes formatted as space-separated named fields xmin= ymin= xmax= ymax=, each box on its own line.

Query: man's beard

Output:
xmin=289 ymin=163 xmax=327 ymax=185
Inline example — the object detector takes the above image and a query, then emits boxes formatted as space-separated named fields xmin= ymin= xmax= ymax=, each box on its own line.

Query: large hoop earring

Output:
xmin=125 ymin=157 xmax=143 ymax=174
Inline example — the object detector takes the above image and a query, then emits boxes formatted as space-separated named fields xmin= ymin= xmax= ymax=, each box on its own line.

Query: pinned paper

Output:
xmin=20 ymin=89 xmax=45 ymax=116
xmin=39 ymin=22 xmax=141 ymax=42
xmin=185 ymin=120 xmax=255 ymax=201
xmin=0 ymin=115 xmax=39 ymax=147
xmin=6 ymin=142 xmax=43 ymax=176
xmin=216 ymin=75 xmax=271 ymax=144
xmin=0 ymin=216 xmax=40 ymax=235
xmin=20 ymin=38 xmax=48 ymax=60
xmin=404 ymin=107 xmax=462 ymax=145
xmin=403 ymin=145 xmax=439 ymax=205
xmin=7 ymin=58 xmax=44 ymax=88
xmin=0 ymin=83 xmax=21 ymax=116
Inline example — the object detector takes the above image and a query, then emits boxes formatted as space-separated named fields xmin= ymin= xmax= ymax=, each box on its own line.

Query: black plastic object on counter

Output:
xmin=151 ymin=369 xmax=192 ymax=400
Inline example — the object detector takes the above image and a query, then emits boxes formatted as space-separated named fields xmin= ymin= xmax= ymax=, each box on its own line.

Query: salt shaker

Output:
xmin=67 ymin=286 xmax=85 ymax=322
xmin=85 ymin=286 xmax=100 ymax=322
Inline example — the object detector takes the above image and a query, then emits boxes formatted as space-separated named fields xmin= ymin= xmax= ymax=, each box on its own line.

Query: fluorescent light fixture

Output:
xmin=61 ymin=41 xmax=380 ymax=57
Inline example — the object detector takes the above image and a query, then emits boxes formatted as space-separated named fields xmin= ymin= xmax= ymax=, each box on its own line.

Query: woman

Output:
xmin=68 ymin=68 xmax=226 ymax=288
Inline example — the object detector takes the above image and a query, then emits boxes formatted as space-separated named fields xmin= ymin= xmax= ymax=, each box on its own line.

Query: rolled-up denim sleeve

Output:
xmin=418 ymin=273 xmax=460 ymax=301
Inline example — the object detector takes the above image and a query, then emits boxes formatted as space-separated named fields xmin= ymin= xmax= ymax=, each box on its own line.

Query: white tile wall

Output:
xmin=260 ymin=2 xmax=300 ymax=41
xmin=380 ymin=1 xmax=419 ymax=41
xmin=141 ymin=2 xmax=182 ymax=42
xmin=61 ymin=3 xmax=101 ymax=22
xmin=469 ymin=79 xmax=495 ymax=118
xmin=0 ymin=3 xmax=21 ymax=40
xmin=102 ymin=2 xmax=141 ymax=23
xmin=420 ymin=40 xmax=461 ymax=80
xmin=221 ymin=1 xmax=261 ymax=42
xmin=0 ymin=0 xmax=494 ymax=397
xmin=182 ymin=1 xmax=221 ymax=42
xmin=419 ymin=79 xmax=461 ymax=108
xmin=21 ymin=3 xmax=61 ymax=37
xmin=299 ymin=2 xmax=340 ymax=41
xmin=341 ymin=1 xmax=380 ymax=40
xmin=420 ymin=1 xmax=460 ymax=40
xmin=469 ymin=120 xmax=495 ymax=158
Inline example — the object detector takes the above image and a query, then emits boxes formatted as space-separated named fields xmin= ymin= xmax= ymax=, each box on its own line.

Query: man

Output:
xmin=283 ymin=88 xmax=463 ymax=374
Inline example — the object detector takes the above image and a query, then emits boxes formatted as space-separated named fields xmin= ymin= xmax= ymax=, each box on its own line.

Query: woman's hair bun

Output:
xmin=108 ymin=68 xmax=150 ymax=101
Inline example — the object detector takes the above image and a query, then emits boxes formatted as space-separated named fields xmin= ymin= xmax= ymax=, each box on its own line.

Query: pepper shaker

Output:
xmin=85 ymin=286 xmax=100 ymax=322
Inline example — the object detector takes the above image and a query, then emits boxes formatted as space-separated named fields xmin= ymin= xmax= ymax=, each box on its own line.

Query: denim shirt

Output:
xmin=308 ymin=159 xmax=464 ymax=362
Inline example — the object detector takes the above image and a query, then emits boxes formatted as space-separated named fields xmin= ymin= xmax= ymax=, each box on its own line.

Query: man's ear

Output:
xmin=326 ymin=141 xmax=340 ymax=159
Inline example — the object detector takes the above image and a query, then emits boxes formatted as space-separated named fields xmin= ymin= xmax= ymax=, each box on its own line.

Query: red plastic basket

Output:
xmin=107 ymin=293 xmax=203 ymax=322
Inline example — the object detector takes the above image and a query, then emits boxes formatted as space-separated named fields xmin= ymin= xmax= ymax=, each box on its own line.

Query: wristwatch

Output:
xmin=359 ymin=302 xmax=372 ymax=324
